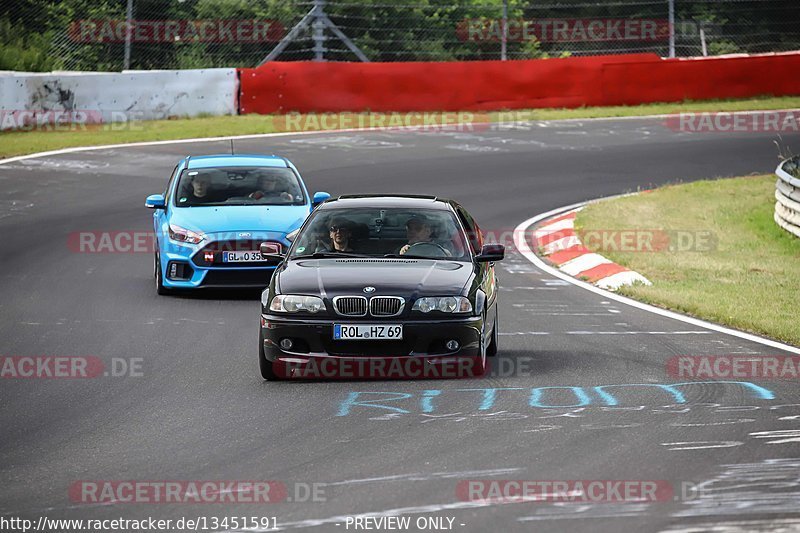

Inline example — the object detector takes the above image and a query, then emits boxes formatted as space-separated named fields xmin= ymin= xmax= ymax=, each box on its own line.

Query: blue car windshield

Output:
xmin=290 ymin=208 xmax=472 ymax=260
xmin=174 ymin=167 xmax=305 ymax=207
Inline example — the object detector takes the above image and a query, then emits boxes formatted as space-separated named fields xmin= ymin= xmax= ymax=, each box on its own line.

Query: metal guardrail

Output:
xmin=775 ymin=157 xmax=800 ymax=238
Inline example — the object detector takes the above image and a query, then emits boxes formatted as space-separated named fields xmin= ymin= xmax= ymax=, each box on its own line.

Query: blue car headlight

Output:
xmin=168 ymin=224 xmax=205 ymax=245
xmin=270 ymin=295 xmax=324 ymax=313
xmin=412 ymin=296 xmax=472 ymax=314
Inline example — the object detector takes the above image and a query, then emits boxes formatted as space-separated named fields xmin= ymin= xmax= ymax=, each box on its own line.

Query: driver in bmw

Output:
xmin=399 ymin=215 xmax=452 ymax=256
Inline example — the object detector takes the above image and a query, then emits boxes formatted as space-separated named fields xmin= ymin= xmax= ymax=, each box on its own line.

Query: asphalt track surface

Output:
xmin=2 ymin=118 xmax=800 ymax=533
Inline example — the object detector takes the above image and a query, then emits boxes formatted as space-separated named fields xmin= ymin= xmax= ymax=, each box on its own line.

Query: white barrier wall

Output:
xmin=0 ymin=69 xmax=238 ymax=130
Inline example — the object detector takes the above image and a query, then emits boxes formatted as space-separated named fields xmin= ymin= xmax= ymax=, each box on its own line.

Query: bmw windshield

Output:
xmin=174 ymin=167 xmax=305 ymax=207
xmin=289 ymin=208 xmax=472 ymax=260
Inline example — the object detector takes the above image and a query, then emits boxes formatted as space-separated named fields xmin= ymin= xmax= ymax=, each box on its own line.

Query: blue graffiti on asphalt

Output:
xmin=336 ymin=382 xmax=775 ymax=416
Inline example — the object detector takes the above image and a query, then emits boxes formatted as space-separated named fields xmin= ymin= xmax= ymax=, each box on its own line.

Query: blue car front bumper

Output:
xmin=157 ymin=232 xmax=287 ymax=289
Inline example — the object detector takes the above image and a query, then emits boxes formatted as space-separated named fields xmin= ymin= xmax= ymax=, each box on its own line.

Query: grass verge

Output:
xmin=575 ymin=175 xmax=800 ymax=347
xmin=1 ymin=95 xmax=799 ymax=159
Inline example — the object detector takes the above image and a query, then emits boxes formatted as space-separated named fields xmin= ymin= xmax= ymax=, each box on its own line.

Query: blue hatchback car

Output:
xmin=145 ymin=154 xmax=329 ymax=293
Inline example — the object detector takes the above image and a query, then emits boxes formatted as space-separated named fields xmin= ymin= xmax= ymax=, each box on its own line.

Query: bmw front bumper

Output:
xmin=259 ymin=314 xmax=485 ymax=379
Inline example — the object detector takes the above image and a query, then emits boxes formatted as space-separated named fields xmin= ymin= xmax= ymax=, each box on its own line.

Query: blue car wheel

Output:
xmin=154 ymin=250 xmax=172 ymax=296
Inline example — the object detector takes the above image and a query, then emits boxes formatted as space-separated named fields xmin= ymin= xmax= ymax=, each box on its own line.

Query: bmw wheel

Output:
xmin=487 ymin=310 xmax=498 ymax=357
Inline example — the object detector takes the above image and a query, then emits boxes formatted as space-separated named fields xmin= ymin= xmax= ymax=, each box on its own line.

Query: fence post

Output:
xmin=312 ymin=0 xmax=327 ymax=61
xmin=700 ymin=26 xmax=708 ymax=56
xmin=123 ymin=0 xmax=134 ymax=70
xmin=668 ymin=0 xmax=676 ymax=58
xmin=501 ymin=0 xmax=508 ymax=61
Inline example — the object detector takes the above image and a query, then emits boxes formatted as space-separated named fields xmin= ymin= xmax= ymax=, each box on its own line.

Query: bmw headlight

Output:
xmin=412 ymin=296 xmax=472 ymax=314
xmin=168 ymin=224 xmax=205 ymax=244
xmin=270 ymin=295 xmax=324 ymax=314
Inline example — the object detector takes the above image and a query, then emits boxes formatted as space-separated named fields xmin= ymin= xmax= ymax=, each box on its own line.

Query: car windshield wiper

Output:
xmin=383 ymin=253 xmax=440 ymax=259
xmin=291 ymin=252 xmax=372 ymax=260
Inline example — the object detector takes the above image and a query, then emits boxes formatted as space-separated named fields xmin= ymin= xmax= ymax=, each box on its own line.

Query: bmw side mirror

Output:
xmin=260 ymin=242 xmax=286 ymax=260
xmin=476 ymin=244 xmax=505 ymax=262
xmin=145 ymin=194 xmax=166 ymax=209
xmin=312 ymin=191 xmax=331 ymax=207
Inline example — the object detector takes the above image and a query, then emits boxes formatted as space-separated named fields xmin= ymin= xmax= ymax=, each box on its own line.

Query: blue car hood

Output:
xmin=169 ymin=205 xmax=310 ymax=235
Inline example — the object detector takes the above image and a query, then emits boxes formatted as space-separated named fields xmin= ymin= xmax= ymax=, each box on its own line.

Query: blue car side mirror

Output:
xmin=145 ymin=194 xmax=166 ymax=209
xmin=312 ymin=192 xmax=331 ymax=206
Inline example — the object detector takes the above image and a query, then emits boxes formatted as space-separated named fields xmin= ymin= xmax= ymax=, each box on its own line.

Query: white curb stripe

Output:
xmin=534 ymin=218 xmax=574 ymax=237
xmin=596 ymin=270 xmax=652 ymax=290
xmin=559 ymin=253 xmax=612 ymax=276
xmin=542 ymin=236 xmax=581 ymax=255
xmin=515 ymin=201 xmax=800 ymax=355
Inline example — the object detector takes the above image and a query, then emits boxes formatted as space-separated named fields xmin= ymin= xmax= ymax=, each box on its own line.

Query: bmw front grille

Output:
xmin=333 ymin=296 xmax=368 ymax=316
xmin=369 ymin=296 xmax=405 ymax=317
xmin=333 ymin=296 xmax=405 ymax=317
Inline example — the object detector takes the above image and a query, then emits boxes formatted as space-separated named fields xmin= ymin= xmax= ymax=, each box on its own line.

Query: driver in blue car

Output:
xmin=399 ymin=215 xmax=452 ymax=256
xmin=181 ymin=173 xmax=229 ymax=204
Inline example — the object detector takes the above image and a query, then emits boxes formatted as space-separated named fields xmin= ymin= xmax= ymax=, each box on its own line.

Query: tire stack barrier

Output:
xmin=775 ymin=157 xmax=800 ymax=238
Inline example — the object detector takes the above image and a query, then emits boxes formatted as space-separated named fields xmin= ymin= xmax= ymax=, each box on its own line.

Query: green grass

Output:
xmin=2 ymin=95 xmax=799 ymax=159
xmin=576 ymin=175 xmax=800 ymax=347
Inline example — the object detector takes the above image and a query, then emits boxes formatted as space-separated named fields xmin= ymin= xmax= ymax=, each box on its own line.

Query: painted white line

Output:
xmin=559 ymin=253 xmax=612 ymax=276
xmin=326 ymin=467 xmax=520 ymax=486
xmin=597 ymin=270 xmax=652 ymax=290
xmin=514 ymin=201 xmax=800 ymax=355
xmin=566 ymin=331 xmax=711 ymax=335
xmin=660 ymin=441 xmax=743 ymax=451
xmin=542 ymin=236 xmax=581 ymax=255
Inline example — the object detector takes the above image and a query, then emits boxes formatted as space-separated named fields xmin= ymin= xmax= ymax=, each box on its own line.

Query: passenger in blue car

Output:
xmin=249 ymin=174 xmax=295 ymax=202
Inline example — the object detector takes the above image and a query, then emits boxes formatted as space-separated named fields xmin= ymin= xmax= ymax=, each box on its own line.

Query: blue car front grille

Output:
xmin=192 ymin=239 xmax=283 ymax=268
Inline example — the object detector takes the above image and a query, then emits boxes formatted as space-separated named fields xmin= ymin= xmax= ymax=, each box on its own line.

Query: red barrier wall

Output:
xmin=238 ymin=53 xmax=800 ymax=115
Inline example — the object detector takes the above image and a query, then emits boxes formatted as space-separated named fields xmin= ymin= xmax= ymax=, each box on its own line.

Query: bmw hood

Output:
xmin=170 ymin=205 xmax=309 ymax=236
xmin=277 ymin=258 xmax=475 ymax=298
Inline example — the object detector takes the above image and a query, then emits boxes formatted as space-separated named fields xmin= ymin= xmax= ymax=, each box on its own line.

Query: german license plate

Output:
xmin=222 ymin=251 xmax=263 ymax=263
xmin=334 ymin=324 xmax=403 ymax=340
